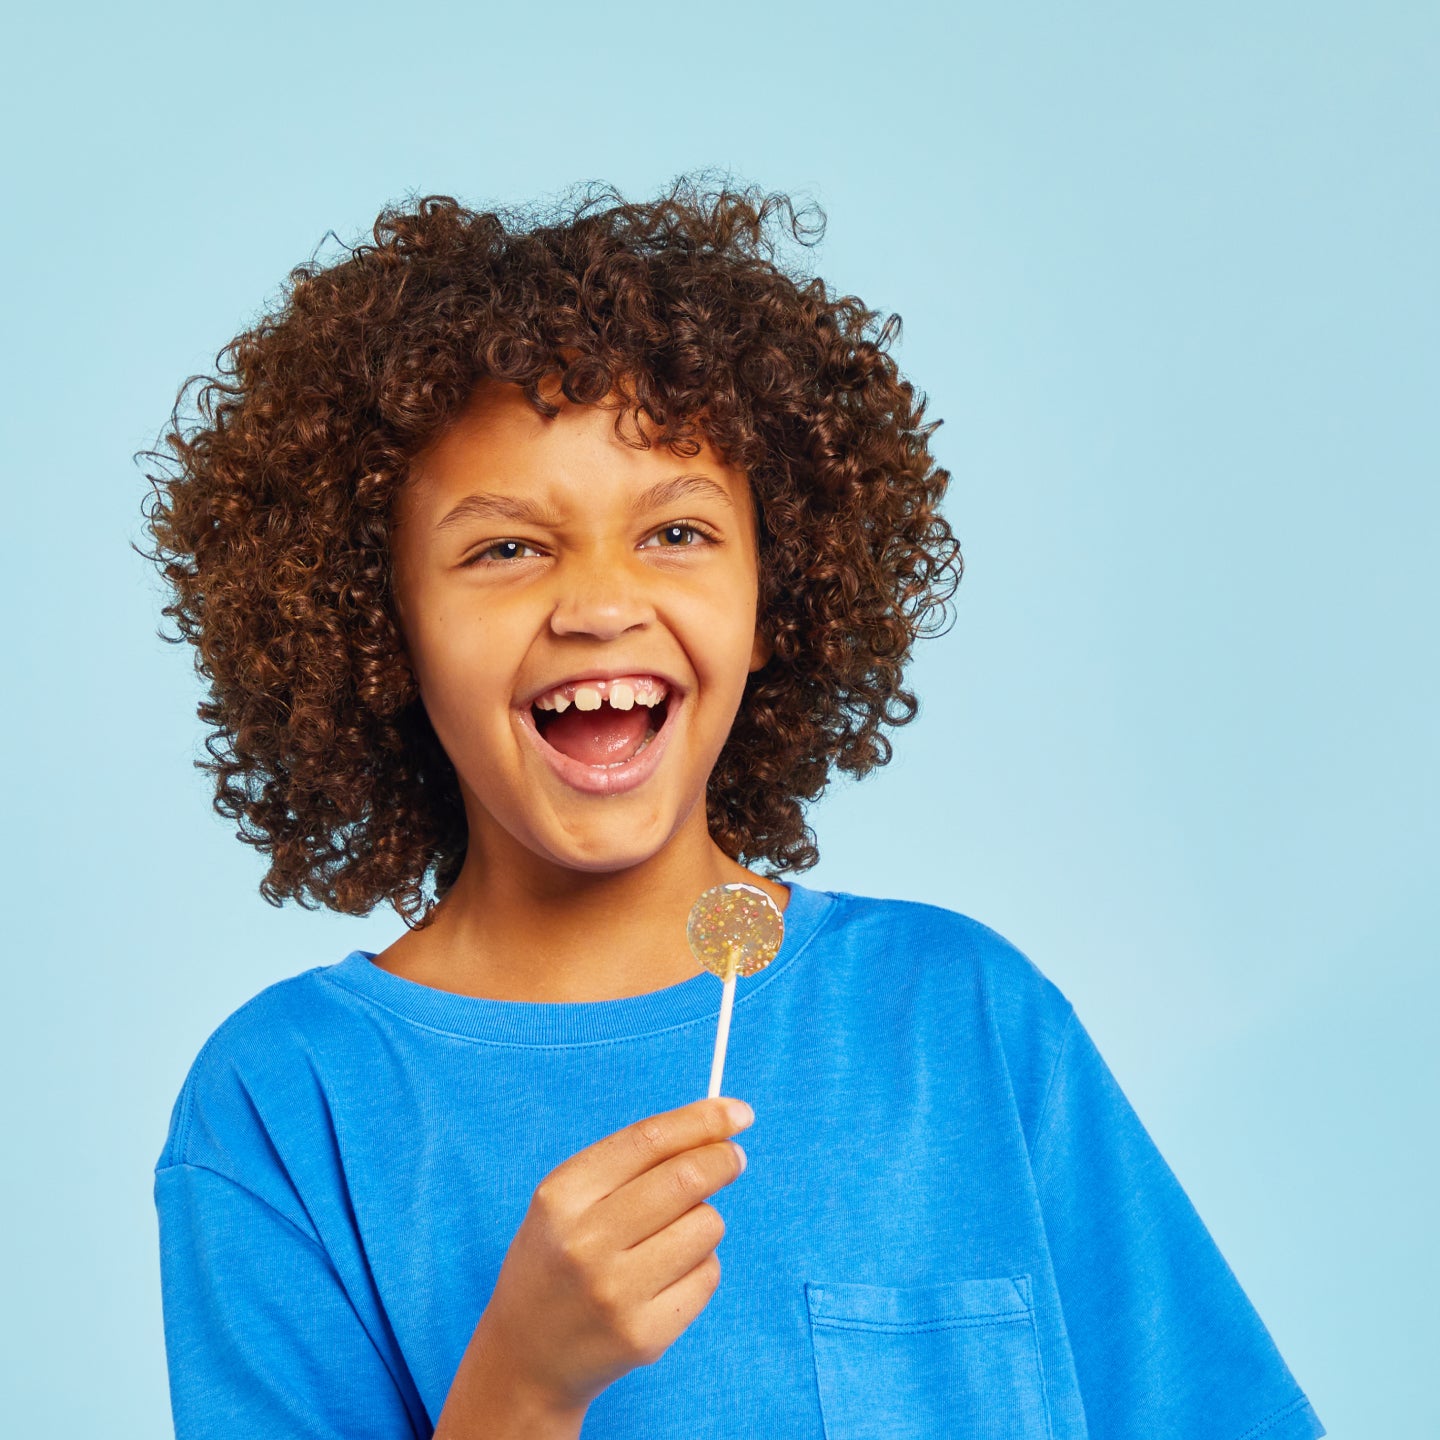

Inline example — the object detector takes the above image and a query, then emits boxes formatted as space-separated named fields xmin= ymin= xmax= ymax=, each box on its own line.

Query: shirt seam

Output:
xmin=160 ymin=969 xmax=333 ymax=1168
xmin=1231 ymin=1393 xmax=1317 ymax=1440
xmin=171 ymin=1023 xmax=233 ymax=1168
xmin=1025 ymin=1301 xmax=1055 ymax=1440
xmin=156 ymin=1160 xmax=326 ymax=1251
xmin=315 ymin=890 xmax=843 ymax=1049
xmin=1027 ymin=1007 xmax=1078 ymax=1170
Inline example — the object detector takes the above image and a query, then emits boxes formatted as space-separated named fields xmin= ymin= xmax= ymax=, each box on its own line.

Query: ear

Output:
xmin=748 ymin=625 xmax=773 ymax=673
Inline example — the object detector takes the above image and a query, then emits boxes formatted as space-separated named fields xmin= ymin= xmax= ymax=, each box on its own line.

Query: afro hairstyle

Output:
xmin=139 ymin=174 xmax=962 ymax=926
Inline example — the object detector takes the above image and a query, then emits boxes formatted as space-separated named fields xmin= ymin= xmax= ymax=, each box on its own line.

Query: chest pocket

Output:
xmin=804 ymin=1275 xmax=1052 ymax=1440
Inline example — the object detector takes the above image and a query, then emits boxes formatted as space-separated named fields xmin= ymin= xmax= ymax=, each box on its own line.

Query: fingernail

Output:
xmin=733 ymin=1142 xmax=748 ymax=1173
xmin=724 ymin=1099 xmax=755 ymax=1129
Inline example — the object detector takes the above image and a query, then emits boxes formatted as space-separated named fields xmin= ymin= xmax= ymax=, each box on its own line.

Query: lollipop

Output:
xmin=687 ymin=882 xmax=784 ymax=1099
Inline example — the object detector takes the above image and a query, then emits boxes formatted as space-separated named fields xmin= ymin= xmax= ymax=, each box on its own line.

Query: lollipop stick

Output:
xmin=707 ymin=969 xmax=738 ymax=1099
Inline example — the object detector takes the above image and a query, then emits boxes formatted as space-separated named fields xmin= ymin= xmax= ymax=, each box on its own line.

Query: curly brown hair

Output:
xmin=139 ymin=175 xmax=962 ymax=926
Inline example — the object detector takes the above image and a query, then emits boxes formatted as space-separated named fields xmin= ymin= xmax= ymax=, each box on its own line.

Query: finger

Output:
xmin=549 ymin=1098 xmax=753 ymax=1210
xmin=645 ymin=1250 xmax=723 ymax=1335
xmin=599 ymin=1140 xmax=746 ymax=1251
xmin=625 ymin=1202 xmax=727 ymax=1299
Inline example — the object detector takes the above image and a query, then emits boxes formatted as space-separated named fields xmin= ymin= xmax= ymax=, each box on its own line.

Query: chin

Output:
xmin=521 ymin=809 xmax=674 ymax=875
xmin=551 ymin=833 xmax=678 ymax=876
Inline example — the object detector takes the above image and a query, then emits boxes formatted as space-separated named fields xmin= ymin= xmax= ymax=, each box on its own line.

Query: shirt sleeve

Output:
xmin=155 ymin=1162 xmax=426 ymax=1440
xmin=1030 ymin=1009 xmax=1325 ymax=1440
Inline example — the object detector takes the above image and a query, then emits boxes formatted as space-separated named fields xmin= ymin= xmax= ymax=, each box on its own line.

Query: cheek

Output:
xmin=691 ymin=604 xmax=762 ymax=708
xmin=405 ymin=596 xmax=515 ymax=717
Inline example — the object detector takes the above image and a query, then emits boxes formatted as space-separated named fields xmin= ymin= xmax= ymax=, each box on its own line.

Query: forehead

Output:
xmin=402 ymin=379 xmax=745 ymax=514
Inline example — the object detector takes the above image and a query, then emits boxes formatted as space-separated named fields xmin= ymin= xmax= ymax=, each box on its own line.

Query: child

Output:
xmin=145 ymin=179 xmax=1324 ymax=1440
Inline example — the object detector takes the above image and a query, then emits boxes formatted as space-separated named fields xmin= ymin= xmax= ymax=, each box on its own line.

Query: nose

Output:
xmin=548 ymin=551 xmax=656 ymax=641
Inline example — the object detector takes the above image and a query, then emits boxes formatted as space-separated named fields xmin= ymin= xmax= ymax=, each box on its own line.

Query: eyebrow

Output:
xmin=433 ymin=492 xmax=559 ymax=532
xmin=433 ymin=473 xmax=735 ymax=533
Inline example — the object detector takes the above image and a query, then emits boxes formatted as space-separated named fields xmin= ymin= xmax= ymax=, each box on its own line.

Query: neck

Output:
xmin=377 ymin=811 xmax=788 ymax=1002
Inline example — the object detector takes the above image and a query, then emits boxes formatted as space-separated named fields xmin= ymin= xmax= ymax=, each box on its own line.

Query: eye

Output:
xmin=640 ymin=522 xmax=715 ymax=549
xmin=463 ymin=539 xmax=543 ymax=566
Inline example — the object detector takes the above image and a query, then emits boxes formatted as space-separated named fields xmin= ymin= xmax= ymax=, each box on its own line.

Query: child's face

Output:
xmin=389 ymin=379 xmax=771 ymax=878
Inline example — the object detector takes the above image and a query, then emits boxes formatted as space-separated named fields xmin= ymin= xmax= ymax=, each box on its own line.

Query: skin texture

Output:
xmin=380 ymin=375 xmax=787 ymax=1002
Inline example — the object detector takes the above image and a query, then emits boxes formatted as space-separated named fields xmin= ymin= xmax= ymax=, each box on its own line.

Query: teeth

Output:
xmin=530 ymin=676 xmax=670 ymax=712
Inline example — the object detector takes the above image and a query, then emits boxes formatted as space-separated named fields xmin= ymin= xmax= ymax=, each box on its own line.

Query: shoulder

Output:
xmin=805 ymin=886 xmax=1071 ymax=1015
xmin=798 ymin=886 xmax=1076 ymax=1129
xmin=155 ymin=958 xmax=373 ymax=1207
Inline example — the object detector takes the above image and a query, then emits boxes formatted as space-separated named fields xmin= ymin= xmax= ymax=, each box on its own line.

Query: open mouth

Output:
xmin=529 ymin=678 xmax=673 ymax=769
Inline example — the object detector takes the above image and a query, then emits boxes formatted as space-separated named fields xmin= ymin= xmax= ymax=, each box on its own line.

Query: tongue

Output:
xmin=541 ymin=705 xmax=652 ymax=766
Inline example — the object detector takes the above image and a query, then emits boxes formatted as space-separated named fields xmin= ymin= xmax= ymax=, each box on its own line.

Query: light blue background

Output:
xmin=2 ymin=3 xmax=1434 ymax=1435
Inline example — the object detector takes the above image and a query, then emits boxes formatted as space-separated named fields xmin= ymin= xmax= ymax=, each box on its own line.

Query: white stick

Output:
xmin=707 ymin=970 xmax=738 ymax=1099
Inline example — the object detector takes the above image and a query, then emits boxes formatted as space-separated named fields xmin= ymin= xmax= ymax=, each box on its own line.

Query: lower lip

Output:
xmin=516 ymin=697 xmax=680 ymax=797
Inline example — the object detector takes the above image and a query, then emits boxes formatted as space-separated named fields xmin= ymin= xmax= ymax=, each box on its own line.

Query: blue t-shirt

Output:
xmin=154 ymin=885 xmax=1324 ymax=1439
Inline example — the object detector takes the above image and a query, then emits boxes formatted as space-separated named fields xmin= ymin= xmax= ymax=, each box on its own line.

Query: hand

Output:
xmin=471 ymin=1096 xmax=754 ymax=1418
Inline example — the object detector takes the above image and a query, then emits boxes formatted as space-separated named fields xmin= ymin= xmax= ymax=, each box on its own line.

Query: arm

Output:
xmin=434 ymin=1312 xmax=588 ymax=1440
xmin=1031 ymin=1012 xmax=1324 ymax=1440
xmin=156 ymin=1163 xmax=426 ymax=1439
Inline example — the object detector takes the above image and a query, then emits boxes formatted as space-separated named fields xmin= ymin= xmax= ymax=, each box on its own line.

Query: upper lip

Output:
xmin=518 ymin=669 xmax=682 ymax=708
